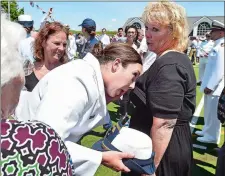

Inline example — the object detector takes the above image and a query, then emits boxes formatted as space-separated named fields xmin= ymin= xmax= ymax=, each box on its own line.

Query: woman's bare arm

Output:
xmin=150 ymin=117 xmax=177 ymax=169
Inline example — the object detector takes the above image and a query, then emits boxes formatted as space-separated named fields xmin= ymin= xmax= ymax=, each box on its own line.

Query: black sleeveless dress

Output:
xmin=25 ymin=72 xmax=39 ymax=92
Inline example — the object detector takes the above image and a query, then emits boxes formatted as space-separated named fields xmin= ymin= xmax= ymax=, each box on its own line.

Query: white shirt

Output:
xmin=132 ymin=43 xmax=138 ymax=51
xmin=112 ymin=35 xmax=126 ymax=43
xmin=200 ymin=37 xmax=224 ymax=96
xmin=196 ymin=40 xmax=202 ymax=57
xmin=99 ymin=34 xmax=110 ymax=48
xmin=142 ymin=51 xmax=157 ymax=73
xmin=67 ymin=35 xmax=77 ymax=60
xmin=17 ymin=53 xmax=107 ymax=176
xmin=18 ymin=36 xmax=35 ymax=63
xmin=137 ymin=38 xmax=148 ymax=54
xmin=191 ymin=39 xmax=198 ymax=48
xmin=76 ymin=36 xmax=86 ymax=45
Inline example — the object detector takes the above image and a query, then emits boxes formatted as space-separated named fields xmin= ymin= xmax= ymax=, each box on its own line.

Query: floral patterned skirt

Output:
xmin=1 ymin=119 xmax=75 ymax=176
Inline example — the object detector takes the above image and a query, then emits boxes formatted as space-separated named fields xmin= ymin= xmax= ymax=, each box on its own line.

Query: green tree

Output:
xmin=1 ymin=0 xmax=24 ymax=21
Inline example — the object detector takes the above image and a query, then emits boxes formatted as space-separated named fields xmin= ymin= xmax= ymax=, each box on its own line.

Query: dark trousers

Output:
xmin=216 ymin=142 xmax=225 ymax=176
xmin=118 ymin=90 xmax=131 ymax=117
xmin=189 ymin=48 xmax=196 ymax=65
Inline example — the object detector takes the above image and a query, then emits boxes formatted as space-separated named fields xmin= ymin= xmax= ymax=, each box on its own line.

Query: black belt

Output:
xmin=175 ymin=118 xmax=189 ymax=126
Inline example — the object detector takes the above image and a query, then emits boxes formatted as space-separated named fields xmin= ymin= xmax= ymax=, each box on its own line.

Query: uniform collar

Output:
xmin=83 ymin=53 xmax=107 ymax=115
xmin=214 ymin=37 xmax=224 ymax=46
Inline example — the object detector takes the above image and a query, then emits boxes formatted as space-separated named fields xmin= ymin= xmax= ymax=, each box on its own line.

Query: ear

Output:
xmin=82 ymin=27 xmax=86 ymax=33
xmin=219 ymin=30 xmax=224 ymax=36
xmin=112 ymin=58 xmax=122 ymax=73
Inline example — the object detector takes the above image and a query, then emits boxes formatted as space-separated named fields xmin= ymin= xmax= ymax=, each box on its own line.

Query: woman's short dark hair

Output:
xmin=91 ymin=42 xmax=142 ymax=68
xmin=118 ymin=28 xmax=123 ymax=32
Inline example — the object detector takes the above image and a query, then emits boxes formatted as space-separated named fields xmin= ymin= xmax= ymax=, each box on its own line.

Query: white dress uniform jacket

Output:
xmin=18 ymin=53 xmax=107 ymax=176
xmin=200 ymin=37 xmax=224 ymax=96
xmin=198 ymin=40 xmax=214 ymax=81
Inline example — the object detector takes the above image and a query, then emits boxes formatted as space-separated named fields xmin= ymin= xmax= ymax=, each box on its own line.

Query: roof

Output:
xmin=123 ymin=17 xmax=144 ymax=29
xmin=187 ymin=16 xmax=224 ymax=34
xmin=123 ymin=16 xmax=224 ymax=34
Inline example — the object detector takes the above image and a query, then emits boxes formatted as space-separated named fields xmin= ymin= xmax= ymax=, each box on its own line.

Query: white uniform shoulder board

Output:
xmin=221 ymin=43 xmax=224 ymax=47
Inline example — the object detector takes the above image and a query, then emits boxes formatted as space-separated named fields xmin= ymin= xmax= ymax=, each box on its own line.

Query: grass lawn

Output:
xmin=192 ymin=65 xmax=225 ymax=176
xmin=80 ymin=64 xmax=224 ymax=176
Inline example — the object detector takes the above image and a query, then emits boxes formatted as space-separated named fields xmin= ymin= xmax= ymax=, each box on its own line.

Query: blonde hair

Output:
xmin=142 ymin=0 xmax=189 ymax=52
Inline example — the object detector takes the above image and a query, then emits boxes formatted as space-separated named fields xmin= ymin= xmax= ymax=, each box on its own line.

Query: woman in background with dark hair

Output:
xmin=78 ymin=18 xmax=99 ymax=58
xmin=118 ymin=25 xmax=141 ymax=119
xmin=125 ymin=25 xmax=140 ymax=51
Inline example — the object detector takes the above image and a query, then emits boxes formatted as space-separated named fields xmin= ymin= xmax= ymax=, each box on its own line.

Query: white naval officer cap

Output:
xmin=92 ymin=116 xmax=155 ymax=175
xmin=18 ymin=14 xmax=33 ymax=28
xmin=210 ymin=20 xmax=224 ymax=31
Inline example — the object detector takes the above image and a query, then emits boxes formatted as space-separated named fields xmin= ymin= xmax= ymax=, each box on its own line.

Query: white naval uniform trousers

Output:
xmin=200 ymin=37 xmax=224 ymax=143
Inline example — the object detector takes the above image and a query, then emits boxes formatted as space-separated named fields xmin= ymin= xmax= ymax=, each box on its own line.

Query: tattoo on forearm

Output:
xmin=160 ymin=119 xmax=177 ymax=129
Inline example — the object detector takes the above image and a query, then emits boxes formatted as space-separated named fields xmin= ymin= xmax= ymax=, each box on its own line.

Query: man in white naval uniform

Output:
xmin=18 ymin=15 xmax=35 ymax=63
xmin=197 ymin=33 xmax=214 ymax=86
xmin=196 ymin=20 xmax=224 ymax=144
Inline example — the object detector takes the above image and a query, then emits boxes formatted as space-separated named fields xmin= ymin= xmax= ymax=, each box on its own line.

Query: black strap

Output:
xmin=131 ymin=58 xmax=160 ymax=106
xmin=132 ymin=86 xmax=147 ymax=105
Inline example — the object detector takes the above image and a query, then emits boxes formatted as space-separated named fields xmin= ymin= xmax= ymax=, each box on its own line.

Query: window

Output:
xmin=197 ymin=22 xmax=211 ymax=36
xmin=132 ymin=22 xmax=141 ymax=29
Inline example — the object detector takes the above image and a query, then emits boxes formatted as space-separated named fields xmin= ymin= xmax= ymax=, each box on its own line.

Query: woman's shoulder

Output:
xmin=156 ymin=51 xmax=192 ymax=69
xmin=160 ymin=51 xmax=189 ymax=61
xmin=143 ymin=51 xmax=195 ymax=84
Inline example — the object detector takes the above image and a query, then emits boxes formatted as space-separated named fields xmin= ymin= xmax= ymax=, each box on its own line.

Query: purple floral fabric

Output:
xmin=1 ymin=119 xmax=75 ymax=176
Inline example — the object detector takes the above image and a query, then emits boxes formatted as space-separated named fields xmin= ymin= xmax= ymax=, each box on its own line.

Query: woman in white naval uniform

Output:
xmin=17 ymin=42 xmax=143 ymax=176
xmin=196 ymin=20 xmax=224 ymax=144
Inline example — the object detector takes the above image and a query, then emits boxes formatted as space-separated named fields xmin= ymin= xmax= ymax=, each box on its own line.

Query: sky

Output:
xmin=17 ymin=1 xmax=224 ymax=31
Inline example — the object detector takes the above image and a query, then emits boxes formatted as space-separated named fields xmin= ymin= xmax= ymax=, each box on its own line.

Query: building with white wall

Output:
xmin=123 ymin=16 xmax=224 ymax=37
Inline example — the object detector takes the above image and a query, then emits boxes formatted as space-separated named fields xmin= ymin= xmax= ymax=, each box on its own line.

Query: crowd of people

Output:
xmin=1 ymin=1 xmax=224 ymax=176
